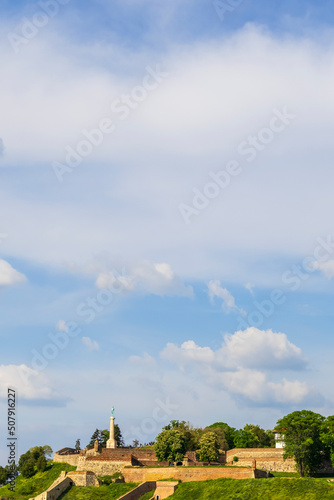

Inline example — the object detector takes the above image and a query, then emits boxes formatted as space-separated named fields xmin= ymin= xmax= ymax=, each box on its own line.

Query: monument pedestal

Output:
xmin=106 ymin=416 xmax=116 ymax=449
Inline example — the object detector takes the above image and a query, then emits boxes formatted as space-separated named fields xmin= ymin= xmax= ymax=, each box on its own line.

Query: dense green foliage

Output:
xmin=0 ymin=462 xmax=75 ymax=499
xmin=164 ymin=477 xmax=334 ymax=499
xmin=163 ymin=420 xmax=201 ymax=451
xmin=36 ymin=455 xmax=47 ymax=472
xmin=321 ymin=415 xmax=334 ymax=469
xmin=59 ymin=483 xmax=138 ymax=499
xmin=276 ymin=410 xmax=325 ymax=477
xmin=155 ymin=429 xmax=187 ymax=463
xmin=18 ymin=445 xmax=53 ymax=475
xmin=206 ymin=422 xmax=236 ymax=450
xmin=0 ymin=466 xmax=10 ymax=486
xmin=197 ymin=432 xmax=220 ymax=463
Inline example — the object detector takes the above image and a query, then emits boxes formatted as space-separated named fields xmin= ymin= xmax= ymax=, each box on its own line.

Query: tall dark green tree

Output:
xmin=87 ymin=429 xmax=103 ymax=448
xmin=75 ymin=439 xmax=81 ymax=452
xmin=155 ymin=429 xmax=187 ymax=463
xmin=276 ymin=410 xmax=325 ymax=477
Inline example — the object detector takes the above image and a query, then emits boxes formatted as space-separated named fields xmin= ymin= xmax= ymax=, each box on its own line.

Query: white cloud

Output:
xmin=82 ymin=337 xmax=99 ymax=351
xmin=208 ymin=280 xmax=245 ymax=315
xmin=0 ymin=259 xmax=26 ymax=286
xmin=96 ymin=261 xmax=193 ymax=297
xmin=1 ymin=27 xmax=334 ymax=288
xmin=0 ymin=364 xmax=57 ymax=401
xmin=222 ymin=327 xmax=307 ymax=371
xmin=310 ymin=260 xmax=334 ymax=279
xmin=160 ymin=328 xmax=315 ymax=406
xmin=161 ymin=340 xmax=215 ymax=369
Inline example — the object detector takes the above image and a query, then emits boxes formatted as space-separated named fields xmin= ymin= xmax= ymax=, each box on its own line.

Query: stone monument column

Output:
xmin=106 ymin=407 xmax=116 ymax=449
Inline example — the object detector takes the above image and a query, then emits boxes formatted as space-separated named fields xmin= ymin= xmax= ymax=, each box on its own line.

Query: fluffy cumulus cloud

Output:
xmin=1 ymin=26 xmax=334 ymax=286
xmin=0 ymin=259 xmax=26 ymax=286
xmin=0 ymin=364 xmax=63 ymax=404
xmin=96 ymin=261 xmax=193 ymax=297
xmin=311 ymin=260 xmax=334 ymax=279
xmin=222 ymin=328 xmax=308 ymax=371
xmin=82 ymin=336 xmax=99 ymax=351
xmin=208 ymin=280 xmax=245 ymax=315
xmin=161 ymin=328 xmax=316 ymax=406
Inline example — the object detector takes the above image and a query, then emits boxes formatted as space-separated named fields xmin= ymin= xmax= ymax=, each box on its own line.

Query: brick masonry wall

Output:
xmin=155 ymin=481 xmax=178 ymax=499
xmin=66 ymin=471 xmax=99 ymax=486
xmin=77 ymin=459 xmax=131 ymax=476
xmin=122 ymin=466 xmax=254 ymax=483
xmin=225 ymin=448 xmax=296 ymax=472
xmin=53 ymin=453 xmax=80 ymax=467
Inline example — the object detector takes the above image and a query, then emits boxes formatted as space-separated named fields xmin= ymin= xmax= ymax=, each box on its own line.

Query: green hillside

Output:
xmin=0 ymin=462 xmax=76 ymax=500
xmin=58 ymin=483 xmax=139 ymax=499
xmin=165 ymin=477 xmax=334 ymax=499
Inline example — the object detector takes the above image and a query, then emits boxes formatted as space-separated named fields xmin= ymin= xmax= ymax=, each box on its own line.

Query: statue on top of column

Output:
xmin=111 ymin=406 xmax=115 ymax=417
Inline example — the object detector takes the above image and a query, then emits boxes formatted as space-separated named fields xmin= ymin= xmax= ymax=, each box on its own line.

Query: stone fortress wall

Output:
xmin=54 ymin=445 xmax=334 ymax=477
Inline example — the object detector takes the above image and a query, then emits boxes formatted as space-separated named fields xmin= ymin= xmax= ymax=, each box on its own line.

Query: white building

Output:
xmin=273 ymin=431 xmax=285 ymax=448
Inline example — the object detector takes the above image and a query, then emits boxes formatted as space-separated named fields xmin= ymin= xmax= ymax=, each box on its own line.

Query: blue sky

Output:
xmin=1 ymin=0 xmax=334 ymax=466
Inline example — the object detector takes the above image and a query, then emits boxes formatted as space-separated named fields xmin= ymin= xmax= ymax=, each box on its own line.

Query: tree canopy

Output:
xmin=276 ymin=410 xmax=325 ymax=477
xmin=197 ymin=431 xmax=220 ymax=463
xmin=155 ymin=429 xmax=187 ymax=463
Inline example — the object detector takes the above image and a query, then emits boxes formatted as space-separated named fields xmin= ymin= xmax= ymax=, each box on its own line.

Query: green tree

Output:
xmin=204 ymin=426 xmax=228 ymax=451
xmin=155 ymin=429 xmax=187 ymax=463
xmin=163 ymin=420 xmax=202 ymax=451
xmin=114 ymin=424 xmax=124 ymax=447
xmin=18 ymin=450 xmax=32 ymax=471
xmin=87 ymin=429 xmax=103 ymax=448
xmin=276 ymin=410 xmax=325 ymax=477
xmin=206 ymin=422 xmax=236 ymax=450
xmin=99 ymin=425 xmax=124 ymax=448
xmin=41 ymin=445 xmax=53 ymax=459
xmin=75 ymin=439 xmax=81 ymax=452
xmin=197 ymin=431 xmax=220 ymax=463
xmin=36 ymin=455 xmax=47 ymax=472
xmin=0 ymin=466 xmax=8 ymax=486
xmin=233 ymin=429 xmax=260 ymax=448
xmin=320 ymin=415 xmax=334 ymax=467
xmin=21 ymin=460 xmax=35 ymax=479
xmin=243 ymin=424 xmax=274 ymax=448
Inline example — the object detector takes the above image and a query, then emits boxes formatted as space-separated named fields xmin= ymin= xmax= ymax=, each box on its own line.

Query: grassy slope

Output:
xmin=0 ymin=462 xmax=76 ymax=500
xmin=138 ymin=491 xmax=155 ymax=500
xmin=165 ymin=478 xmax=334 ymax=500
xmin=58 ymin=483 xmax=139 ymax=499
